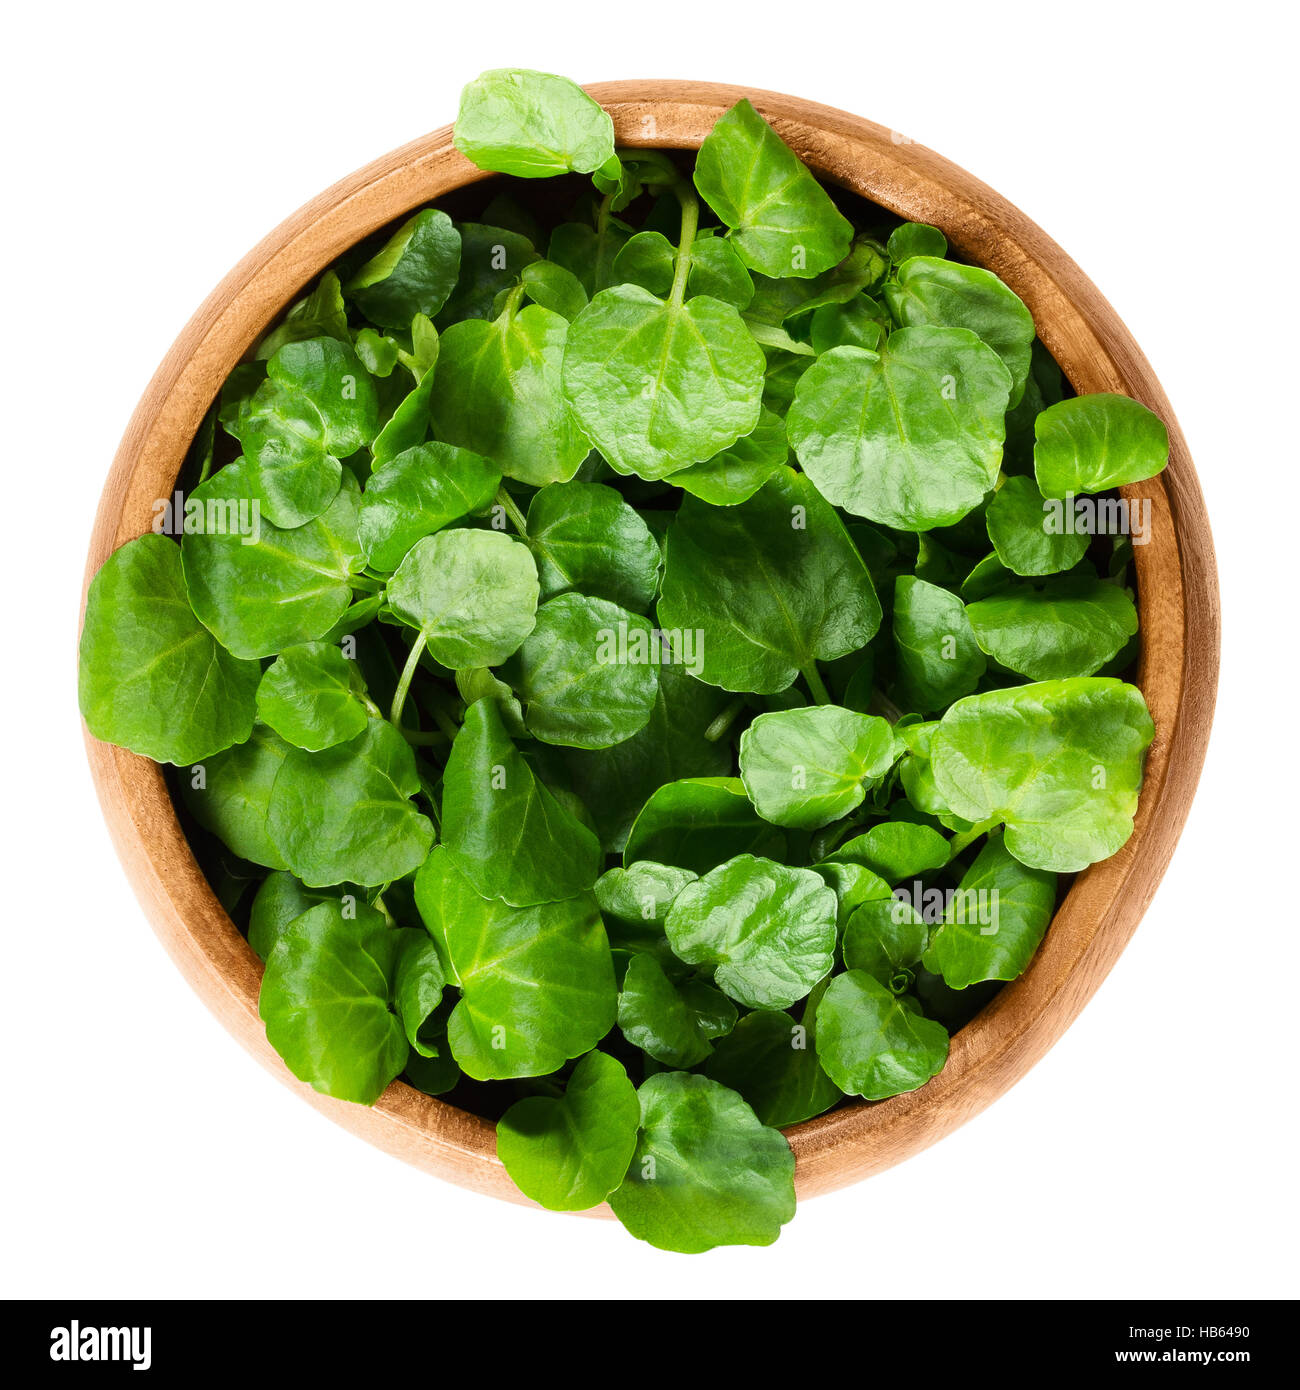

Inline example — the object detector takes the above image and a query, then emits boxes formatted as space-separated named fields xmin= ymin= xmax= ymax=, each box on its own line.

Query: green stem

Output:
xmin=801 ymin=662 xmax=832 ymax=706
xmin=499 ymin=281 xmax=526 ymax=323
xmin=350 ymin=574 xmax=386 ymax=594
xmin=397 ymin=725 xmax=446 ymax=747
xmin=869 ymin=688 xmax=905 ymax=723
xmin=495 ymin=486 xmax=529 ymax=537
xmin=427 ymin=701 xmax=462 ymax=742
xmin=390 ymin=631 xmax=427 ymax=729
xmin=704 ymin=697 xmax=746 ymax=743
xmin=668 ymin=186 xmax=700 ymax=308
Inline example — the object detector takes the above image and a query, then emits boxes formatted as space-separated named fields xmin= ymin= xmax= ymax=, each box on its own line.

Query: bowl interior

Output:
xmin=83 ymin=82 xmax=1218 ymax=1205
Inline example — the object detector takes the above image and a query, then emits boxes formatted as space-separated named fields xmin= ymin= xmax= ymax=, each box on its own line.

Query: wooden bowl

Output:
xmin=81 ymin=82 xmax=1220 ymax=1208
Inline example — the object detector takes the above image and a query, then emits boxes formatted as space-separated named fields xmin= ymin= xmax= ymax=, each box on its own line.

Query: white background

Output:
xmin=4 ymin=0 xmax=1296 ymax=1301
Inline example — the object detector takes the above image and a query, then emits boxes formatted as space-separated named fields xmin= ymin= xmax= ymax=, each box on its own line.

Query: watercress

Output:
xmin=79 ymin=68 xmax=1170 ymax=1252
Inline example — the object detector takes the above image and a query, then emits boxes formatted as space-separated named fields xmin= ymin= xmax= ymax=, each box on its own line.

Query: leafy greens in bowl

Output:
xmin=79 ymin=69 xmax=1168 ymax=1253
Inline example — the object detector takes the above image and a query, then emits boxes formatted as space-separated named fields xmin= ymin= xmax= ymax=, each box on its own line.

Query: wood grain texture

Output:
xmin=80 ymin=81 xmax=1219 ymax=1210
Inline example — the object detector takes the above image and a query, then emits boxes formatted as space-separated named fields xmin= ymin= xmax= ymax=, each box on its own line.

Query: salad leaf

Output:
xmin=347 ymin=209 xmax=461 ymax=327
xmin=454 ymin=69 xmax=615 ymax=177
xmin=79 ymin=535 xmax=259 ymax=764
xmin=664 ymin=854 xmax=838 ymax=1009
xmin=815 ymin=970 xmax=949 ymax=1099
xmin=496 ymin=1051 xmax=639 ymax=1210
xmin=704 ymin=1007 xmax=842 ymax=1127
xmin=1034 ymin=392 xmax=1169 ymax=497
xmin=608 ymin=1072 xmax=796 ymax=1252
xmin=415 ymin=847 xmax=616 ymax=1079
xmin=256 ymin=642 xmax=371 ymax=751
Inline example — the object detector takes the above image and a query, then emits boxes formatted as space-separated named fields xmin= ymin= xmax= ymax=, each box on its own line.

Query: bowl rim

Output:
xmin=80 ymin=79 xmax=1220 ymax=1209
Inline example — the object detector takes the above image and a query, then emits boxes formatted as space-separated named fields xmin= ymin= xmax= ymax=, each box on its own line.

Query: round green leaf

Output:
xmin=497 ymin=1052 xmax=640 ymax=1211
xmin=258 ymin=901 xmax=410 ymax=1104
xmin=440 ymin=697 xmax=601 ymax=906
xmin=624 ymin=777 xmax=786 ymax=875
xmin=526 ymin=481 xmax=661 ymax=612
xmin=415 ymin=847 xmax=616 ymax=1080
xmin=986 ymin=474 xmax=1090 ymax=577
xmin=386 ymin=529 xmax=538 ymax=669
xmin=608 ymin=1072 xmax=796 ymax=1253
xmin=562 ymin=284 xmax=765 ymax=480
xmin=181 ymin=463 xmax=364 ymax=659
xmin=664 ymin=854 xmax=837 ymax=1009
xmin=671 ymin=406 xmax=788 ymax=506
xmin=828 ymin=821 xmax=951 ymax=884
xmin=267 ymin=717 xmax=434 ymax=887
xmin=842 ymin=898 xmax=927 ymax=990
xmin=885 ymin=256 xmax=1035 ymax=405
xmin=965 ymin=573 xmax=1138 ymax=680
xmin=887 ymin=223 xmax=947 ymax=263
xmin=500 ymin=593 xmax=659 ymax=749
xmin=454 ymin=69 xmax=616 ymax=178
xmin=267 ymin=336 xmax=379 ymax=457
xmin=617 ymin=954 xmax=735 ymax=1069
xmin=815 ymin=970 xmax=949 ymax=1099
xmin=929 ymin=678 xmax=1155 ymax=871
xmin=256 ymin=642 xmax=370 ymax=751
xmin=430 ymin=305 xmax=590 ymax=487
xmin=1033 ymin=393 xmax=1169 ymax=498
xmin=739 ymin=706 xmax=897 ymax=830
xmin=347 ymin=209 xmax=461 ymax=328
xmin=923 ymin=834 xmax=1057 ymax=989
xmin=230 ymin=379 xmax=341 ymax=529
xmin=658 ymin=466 xmax=882 ymax=692
xmin=788 ymin=330 xmax=1011 ymax=531
xmin=693 ymin=98 xmax=852 ymax=278
xmin=79 ymin=534 xmax=259 ymax=764
xmin=358 ymin=442 xmax=501 ymax=572
xmin=892 ymin=575 xmax=987 ymax=714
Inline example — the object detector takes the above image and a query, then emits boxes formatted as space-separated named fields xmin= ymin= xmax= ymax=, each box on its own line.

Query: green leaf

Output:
xmin=624 ymin=777 xmax=786 ymax=875
xmin=665 ymin=854 xmax=837 ymax=1009
xmin=885 ymin=256 xmax=1035 ymax=405
xmin=230 ymin=380 xmax=341 ymax=529
xmin=562 ymin=284 xmax=765 ymax=480
xmin=248 ymin=871 xmax=339 ymax=960
xmin=966 ymin=572 xmax=1138 ymax=680
xmin=828 ymin=821 xmax=950 ymax=883
xmin=815 ymin=970 xmax=949 ymax=1099
xmin=526 ymin=480 xmax=661 ymax=611
xmin=809 ymin=294 xmax=886 ymax=353
xmin=892 ymin=574 xmax=986 ymax=713
xmin=704 ymin=1008 xmax=842 ymax=1127
xmin=347 ymin=209 xmax=461 ymax=328
xmin=658 ymin=466 xmax=882 ymax=692
xmin=256 ymin=272 xmax=349 ymax=359
xmin=497 ymin=1051 xmax=640 ymax=1211
xmin=267 ymin=717 xmax=434 ymax=887
xmin=887 ymin=223 xmax=947 ymax=263
xmin=79 ymin=534 xmax=259 ymax=764
xmin=617 ymin=954 xmax=735 ymax=1068
xmin=393 ymin=931 xmax=447 ymax=1056
xmin=258 ymin=901 xmax=410 ymax=1104
xmin=386 ymin=529 xmax=538 ymax=669
xmin=549 ymin=218 xmax=630 ymax=298
xmin=738 ymin=705 xmax=897 ymax=830
xmin=693 ymin=98 xmax=853 ymax=278
xmin=521 ymin=259 xmax=588 ymax=320
xmin=454 ymin=69 xmax=615 ymax=177
xmin=986 ymin=473 xmax=1090 ymax=576
xmin=267 ymin=336 xmax=379 ymax=457
xmin=923 ymin=835 xmax=1057 ymax=988
xmin=430 ymin=304 xmax=591 ymax=487
xmin=608 ymin=1072 xmax=796 ymax=1253
xmin=788 ymin=330 xmax=1012 ymax=531
xmin=1034 ymin=393 xmax=1169 ymax=498
xmin=812 ymin=859 xmax=893 ymax=929
xmin=181 ymin=463 xmax=364 ymax=659
xmin=842 ymin=898 xmax=927 ymax=990
xmin=256 ymin=642 xmax=370 ymax=751
xmin=596 ymin=861 xmax=698 ymax=933
xmin=371 ymin=368 xmax=438 ymax=469
xmin=670 ymin=406 xmax=788 ymax=506
xmin=441 ymin=697 xmax=601 ymax=906
xmin=499 ymin=592 xmax=659 ymax=748
xmin=415 ymin=847 xmax=616 ymax=1079
xmin=613 ymin=229 xmax=755 ymax=309
xmin=358 ymin=442 xmax=500 ymax=572
xmin=929 ymin=678 xmax=1155 ymax=871
xmin=182 ymin=723 xmax=291 ymax=868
